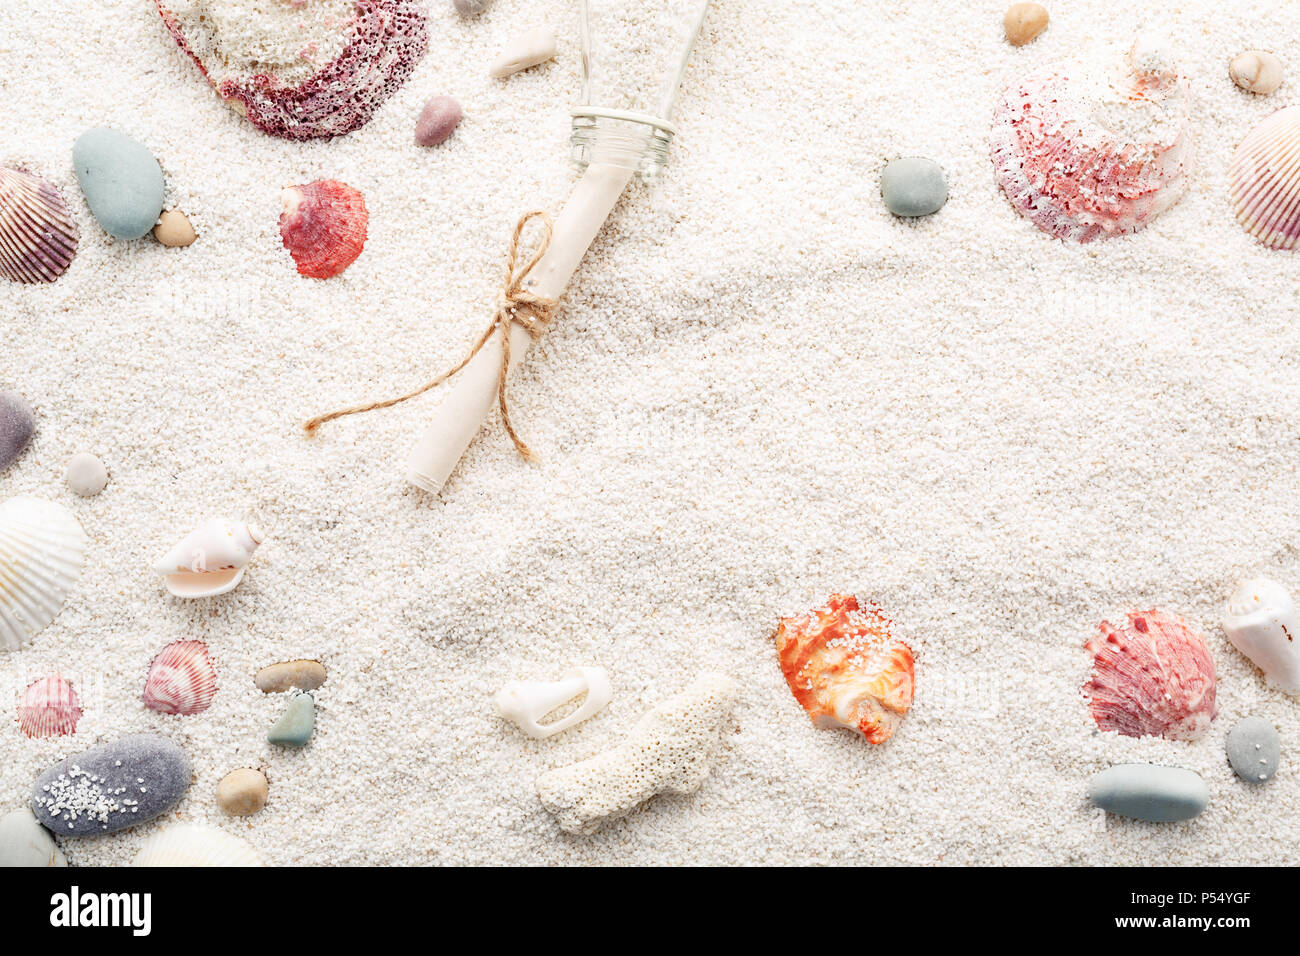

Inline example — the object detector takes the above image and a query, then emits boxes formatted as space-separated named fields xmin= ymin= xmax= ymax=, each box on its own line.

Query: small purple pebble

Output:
xmin=415 ymin=95 xmax=463 ymax=147
xmin=0 ymin=391 xmax=34 ymax=471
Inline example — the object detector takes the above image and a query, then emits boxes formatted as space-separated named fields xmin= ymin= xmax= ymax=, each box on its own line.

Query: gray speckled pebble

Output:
xmin=1087 ymin=764 xmax=1208 ymax=822
xmin=268 ymin=693 xmax=315 ymax=747
xmin=0 ymin=391 xmax=34 ymax=471
xmin=1226 ymin=716 xmax=1280 ymax=784
xmin=880 ymin=157 xmax=949 ymax=217
xmin=73 ymin=128 xmax=165 ymax=240
xmin=31 ymin=734 xmax=191 ymax=836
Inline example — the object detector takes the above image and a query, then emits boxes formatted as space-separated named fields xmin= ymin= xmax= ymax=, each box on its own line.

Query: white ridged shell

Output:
xmin=0 ymin=167 xmax=78 ymax=284
xmin=0 ymin=496 xmax=87 ymax=652
xmin=0 ymin=808 xmax=67 ymax=866
xmin=131 ymin=823 xmax=264 ymax=867
xmin=1229 ymin=106 xmax=1300 ymax=250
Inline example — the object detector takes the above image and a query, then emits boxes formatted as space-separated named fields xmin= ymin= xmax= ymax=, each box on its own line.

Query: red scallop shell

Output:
xmin=17 ymin=675 xmax=82 ymax=738
xmin=775 ymin=594 xmax=915 ymax=745
xmin=143 ymin=640 xmax=218 ymax=716
xmin=279 ymin=179 xmax=368 ymax=279
xmin=1083 ymin=609 xmax=1216 ymax=741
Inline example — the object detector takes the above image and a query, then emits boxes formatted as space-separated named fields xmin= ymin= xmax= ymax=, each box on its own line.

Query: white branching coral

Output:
xmin=535 ymin=673 xmax=740 ymax=834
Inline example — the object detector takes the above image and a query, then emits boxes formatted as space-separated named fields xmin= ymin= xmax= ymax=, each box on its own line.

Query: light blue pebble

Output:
xmin=268 ymin=693 xmax=315 ymax=747
xmin=1226 ymin=716 xmax=1280 ymax=784
xmin=880 ymin=157 xmax=948 ymax=218
xmin=1087 ymin=764 xmax=1208 ymax=822
xmin=73 ymin=128 xmax=165 ymax=239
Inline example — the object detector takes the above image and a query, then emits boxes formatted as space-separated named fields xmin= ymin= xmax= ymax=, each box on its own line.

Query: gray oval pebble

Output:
xmin=415 ymin=95 xmax=463 ymax=147
xmin=0 ymin=391 xmax=34 ymax=471
xmin=1087 ymin=763 xmax=1209 ymax=822
xmin=1226 ymin=716 xmax=1280 ymax=783
xmin=31 ymin=734 xmax=191 ymax=836
xmin=73 ymin=128 xmax=165 ymax=240
xmin=881 ymin=157 xmax=949 ymax=217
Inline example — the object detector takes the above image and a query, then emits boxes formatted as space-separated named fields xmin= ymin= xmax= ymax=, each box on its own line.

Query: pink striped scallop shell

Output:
xmin=1229 ymin=106 xmax=1300 ymax=250
xmin=143 ymin=640 xmax=218 ymax=716
xmin=17 ymin=675 xmax=82 ymax=738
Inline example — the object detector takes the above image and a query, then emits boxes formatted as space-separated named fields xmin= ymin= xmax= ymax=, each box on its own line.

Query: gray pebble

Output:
xmin=0 ymin=391 xmax=34 ymax=471
xmin=73 ymin=128 xmax=165 ymax=240
xmin=1087 ymin=763 xmax=1209 ymax=822
xmin=1226 ymin=716 xmax=1280 ymax=784
xmin=66 ymin=452 xmax=108 ymax=497
xmin=31 ymin=734 xmax=191 ymax=836
xmin=268 ymin=693 xmax=316 ymax=748
xmin=880 ymin=157 xmax=949 ymax=217
xmin=415 ymin=95 xmax=463 ymax=147
xmin=452 ymin=0 xmax=490 ymax=14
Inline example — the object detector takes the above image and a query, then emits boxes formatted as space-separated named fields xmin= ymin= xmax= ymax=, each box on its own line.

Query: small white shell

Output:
xmin=131 ymin=823 xmax=263 ymax=867
xmin=494 ymin=666 xmax=612 ymax=738
xmin=0 ymin=496 xmax=88 ymax=652
xmin=1229 ymin=105 xmax=1300 ymax=250
xmin=0 ymin=808 xmax=67 ymax=867
xmin=155 ymin=518 xmax=263 ymax=598
xmin=1223 ymin=578 xmax=1300 ymax=693
xmin=1230 ymin=50 xmax=1283 ymax=95
xmin=489 ymin=27 xmax=557 ymax=79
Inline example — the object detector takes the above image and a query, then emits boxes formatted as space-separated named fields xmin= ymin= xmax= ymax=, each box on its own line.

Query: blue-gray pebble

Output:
xmin=880 ymin=157 xmax=949 ymax=217
xmin=1087 ymin=764 xmax=1208 ymax=822
xmin=1226 ymin=716 xmax=1280 ymax=784
xmin=268 ymin=693 xmax=315 ymax=747
xmin=31 ymin=734 xmax=191 ymax=836
xmin=0 ymin=391 xmax=34 ymax=471
xmin=73 ymin=129 xmax=165 ymax=239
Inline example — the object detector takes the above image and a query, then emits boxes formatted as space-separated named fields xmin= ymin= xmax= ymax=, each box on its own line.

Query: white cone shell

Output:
xmin=155 ymin=518 xmax=263 ymax=598
xmin=0 ymin=496 xmax=87 ymax=652
xmin=1223 ymin=578 xmax=1300 ymax=693
xmin=131 ymin=823 xmax=264 ymax=867
xmin=494 ymin=666 xmax=613 ymax=738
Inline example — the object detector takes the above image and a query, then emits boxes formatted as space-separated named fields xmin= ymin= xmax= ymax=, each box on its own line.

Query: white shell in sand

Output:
xmin=155 ymin=518 xmax=263 ymax=598
xmin=0 ymin=808 xmax=67 ymax=867
xmin=489 ymin=27 xmax=556 ymax=79
xmin=131 ymin=823 xmax=263 ymax=867
xmin=495 ymin=666 xmax=612 ymax=738
xmin=0 ymin=496 xmax=87 ymax=652
xmin=1223 ymin=578 xmax=1300 ymax=693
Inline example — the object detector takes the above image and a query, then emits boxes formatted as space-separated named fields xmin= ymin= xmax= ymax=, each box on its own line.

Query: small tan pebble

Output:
xmin=255 ymin=659 xmax=327 ymax=693
xmin=1003 ymin=3 xmax=1048 ymax=46
xmin=66 ymin=452 xmax=108 ymax=497
xmin=489 ymin=26 xmax=557 ymax=79
xmin=216 ymin=768 xmax=268 ymax=816
xmin=1230 ymin=50 xmax=1283 ymax=95
xmin=153 ymin=209 xmax=197 ymax=247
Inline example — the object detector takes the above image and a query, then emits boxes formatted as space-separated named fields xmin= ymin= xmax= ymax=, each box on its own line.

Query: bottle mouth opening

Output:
xmin=570 ymin=108 xmax=676 ymax=182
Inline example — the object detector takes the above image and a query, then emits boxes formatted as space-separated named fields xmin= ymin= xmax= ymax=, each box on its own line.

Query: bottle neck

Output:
xmin=570 ymin=110 xmax=676 ymax=182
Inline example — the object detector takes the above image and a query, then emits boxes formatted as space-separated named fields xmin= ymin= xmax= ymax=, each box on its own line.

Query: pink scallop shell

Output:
xmin=279 ymin=179 xmax=368 ymax=279
xmin=990 ymin=50 xmax=1191 ymax=242
xmin=1083 ymin=609 xmax=1216 ymax=741
xmin=0 ymin=168 xmax=78 ymax=284
xmin=17 ymin=675 xmax=82 ymax=738
xmin=143 ymin=640 xmax=218 ymax=716
xmin=1229 ymin=105 xmax=1300 ymax=250
xmin=154 ymin=0 xmax=428 ymax=141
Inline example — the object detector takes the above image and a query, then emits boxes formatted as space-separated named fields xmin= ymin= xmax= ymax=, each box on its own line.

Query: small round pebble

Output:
xmin=66 ymin=452 xmax=108 ymax=497
xmin=217 ymin=768 xmax=269 ymax=816
xmin=1230 ymin=50 xmax=1283 ymax=95
xmin=880 ymin=157 xmax=949 ymax=218
xmin=154 ymin=209 xmax=197 ymax=247
xmin=1226 ymin=716 xmax=1280 ymax=784
xmin=0 ymin=390 xmax=34 ymax=472
xmin=1003 ymin=3 xmax=1049 ymax=46
xmin=415 ymin=95 xmax=463 ymax=147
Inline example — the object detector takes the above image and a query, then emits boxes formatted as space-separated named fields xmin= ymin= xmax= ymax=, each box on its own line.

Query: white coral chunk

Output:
xmin=535 ymin=673 xmax=740 ymax=834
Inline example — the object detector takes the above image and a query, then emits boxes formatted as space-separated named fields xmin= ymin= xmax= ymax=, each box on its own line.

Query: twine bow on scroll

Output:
xmin=302 ymin=210 xmax=558 ymax=462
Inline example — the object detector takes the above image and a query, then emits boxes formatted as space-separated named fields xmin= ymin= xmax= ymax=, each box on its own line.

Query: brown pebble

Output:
xmin=1004 ymin=3 xmax=1048 ymax=46
xmin=216 ymin=768 xmax=268 ymax=816
xmin=154 ymin=209 xmax=197 ymax=247
xmin=255 ymin=659 xmax=327 ymax=693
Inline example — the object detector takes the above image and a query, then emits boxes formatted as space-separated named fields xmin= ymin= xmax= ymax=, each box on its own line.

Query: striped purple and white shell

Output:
xmin=1230 ymin=105 xmax=1300 ymax=250
xmin=0 ymin=168 xmax=78 ymax=284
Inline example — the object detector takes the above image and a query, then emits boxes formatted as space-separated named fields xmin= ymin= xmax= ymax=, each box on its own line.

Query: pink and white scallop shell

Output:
xmin=1229 ymin=106 xmax=1300 ymax=250
xmin=154 ymin=0 xmax=428 ymax=141
xmin=990 ymin=40 xmax=1192 ymax=242
xmin=1083 ymin=609 xmax=1216 ymax=741
xmin=17 ymin=675 xmax=82 ymax=738
xmin=143 ymin=640 xmax=218 ymax=716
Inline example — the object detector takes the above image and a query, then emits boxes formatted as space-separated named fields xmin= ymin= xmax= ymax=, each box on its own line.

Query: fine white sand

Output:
xmin=2 ymin=0 xmax=1299 ymax=865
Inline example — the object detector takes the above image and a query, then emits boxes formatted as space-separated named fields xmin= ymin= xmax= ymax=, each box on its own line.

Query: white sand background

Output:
xmin=2 ymin=0 xmax=1299 ymax=865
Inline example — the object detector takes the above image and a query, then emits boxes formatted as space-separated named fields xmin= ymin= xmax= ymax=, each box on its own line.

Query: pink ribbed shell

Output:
xmin=143 ymin=640 xmax=218 ymax=716
xmin=1083 ymin=609 xmax=1216 ymax=741
xmin=1229 ymin=106 xmax=1300 ymax=250
xmin=990 ymin=54 xmax=1191 ymax=242
xmin=17 ymin=675 xmax=82 ymax=738
xmin=0 ymin=168 xmax=78 ymax=284
xmin=279 ymin=179 xmax=368 ymax=278
xmin=154 ymin=0 xmax=428 ymax=141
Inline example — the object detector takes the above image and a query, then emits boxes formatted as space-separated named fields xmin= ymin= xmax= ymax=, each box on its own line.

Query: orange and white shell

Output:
xmin=1083 ymin=609 xmax=1216 ymax=741
xmin=143 ymin=640 xmax=218 ymax=716
xmin=17 ymin=675 xmax=81 ymax=738
xmin=775 ymin=594 xmax=915 ymax=745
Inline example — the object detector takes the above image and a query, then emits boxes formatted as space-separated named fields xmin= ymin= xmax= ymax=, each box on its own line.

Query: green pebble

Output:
xmin=73 ymin=128 xmax=165 ymax=240
xmin=880 ymin=157 xmax=948 ymax=218
xmin=268 ymin=693 xmax=315 ymax=748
